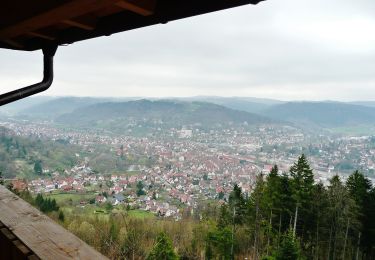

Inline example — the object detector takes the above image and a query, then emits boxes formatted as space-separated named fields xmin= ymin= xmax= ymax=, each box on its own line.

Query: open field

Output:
xmin=328 ymin=124 xmax=375 ymax=136
xmin=127 ymin=209 xmax=155 ymax=219
xmin=45 ymin=192 xmax=97 ymax=204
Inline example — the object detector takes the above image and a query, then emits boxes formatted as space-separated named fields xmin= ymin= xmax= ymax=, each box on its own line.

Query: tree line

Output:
xmin=35 ymin=193 xmax=60 ymax=213
xmin=57 ymin=154 xmax=375 ymax=259
xmin=10 ymin=154 xmax=375 ymax=259
xmin=209 ymin=154 xmax=375 ymax=259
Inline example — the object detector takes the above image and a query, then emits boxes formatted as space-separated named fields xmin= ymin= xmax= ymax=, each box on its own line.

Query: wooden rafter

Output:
xmin=1 ymin=39 xmax=23 ymax=49
xmin=62 ymin=19 xmax=96 ymax=31
xmin=115 ymin=0 xmax=157 ymax=16
xmin=0 ymin=0 xmax=116 ymax=40
xmin=26 ymin=32 xmax=55 ymax=41
xmin=0 ymin=0 xmax=156 ymax=41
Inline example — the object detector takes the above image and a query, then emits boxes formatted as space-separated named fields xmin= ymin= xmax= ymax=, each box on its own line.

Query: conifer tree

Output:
xmin=228 ymin=184 xmax=246 ymax=258
xmin=147 ymin=232 xmax=179 ymax=260
xmin=228 ymin=184 xmax=246 ymax=225
xmin=58 ymin=210 xmax=65 ymax=222
xmin=274 ymin=230 xmax=304 ymax=260
xmin=35 ymin=193 xmax=44 ymax=207
xmin=265 ymin=165 xmax=282 ymax=212
xmin=289 ymin=154 xmax=314 ymax=237
xmin=248 ymin=174 xmax=267 ymax=258
xmin=278 ymin=173 xmax=293 ymax=234
xmin=264 ymin=165 xmax=283 ymax=254
xmin=34 ymin=160 xmax=43 ymax=175
xmin=310 ymin=182 xmax=328 ymax=259
xmin=217 ymin=204 xmax=231 ymax=229
xmin=346 ymin=170 xmax=373 ymax=257
xmin=206 ymin=226 xmax=233 ymax=260
xmin=327 ymin=175 xmax=359 ymax=260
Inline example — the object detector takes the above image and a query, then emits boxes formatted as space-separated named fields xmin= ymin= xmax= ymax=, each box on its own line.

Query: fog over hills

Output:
xmin=17 ymin=97 xmax=142 ymax=118
xmin=349 ymin=101 xmax=375 ymax=108
xmin=0 ymin=96 xmax=55 ymax=116
xmin=176 ymin=96 xmax=283 ymax=114
xmin=3 ymin=96 xmax=375 ymax=131
xmin=56 ymin=99 xmax=276 ymax=131
xmin=263 ymin=102 xmax=375 ymax=128
xmin=19 ymin=97 xmax=113 ymax=118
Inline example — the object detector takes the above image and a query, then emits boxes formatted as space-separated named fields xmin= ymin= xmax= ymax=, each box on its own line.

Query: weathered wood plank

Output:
xmin=0 ymin=185 xmax=107 ymax=260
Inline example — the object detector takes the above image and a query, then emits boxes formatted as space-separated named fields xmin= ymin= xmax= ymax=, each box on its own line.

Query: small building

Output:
xmin=111 ymin=194 xmax=125 ymax=205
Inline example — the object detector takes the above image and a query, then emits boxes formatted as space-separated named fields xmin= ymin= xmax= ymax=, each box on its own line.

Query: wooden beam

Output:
xmin=0 ymin=185 xmax=108 ymax=259
xmin=1 ymin=39 xmax=23 ymax=49
xmin=115 ymin=0 xmax=157 ymax=16
xmin=26 ymin=31 xmax=55 ymax=41
xmin=62 ymin=19 xmax=96 ymax=31
xmin=0 ymin=0 xmax=119 ymax=40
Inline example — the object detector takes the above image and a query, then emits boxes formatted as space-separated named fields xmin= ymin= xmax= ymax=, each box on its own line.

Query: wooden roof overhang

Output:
xmin=0 ymin=0 xmax=264 ymax=105
xmin=0 ymin=0 xmax=264 ymax=51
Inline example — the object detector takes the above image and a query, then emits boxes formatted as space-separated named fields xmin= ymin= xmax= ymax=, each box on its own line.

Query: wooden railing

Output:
xmin=0 ymin=185 xmax=108 ymax=260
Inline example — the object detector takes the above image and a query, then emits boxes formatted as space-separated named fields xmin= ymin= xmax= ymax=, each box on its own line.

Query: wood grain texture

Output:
xmin=0 ymin=0 xmax=118 ymax=40
xmin=0 ymin=185 xmax=108 ymax=260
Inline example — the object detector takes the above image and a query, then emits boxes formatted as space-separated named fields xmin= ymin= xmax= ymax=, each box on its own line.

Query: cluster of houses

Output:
xmin=7 ymin=119 xmax=375 ymax=223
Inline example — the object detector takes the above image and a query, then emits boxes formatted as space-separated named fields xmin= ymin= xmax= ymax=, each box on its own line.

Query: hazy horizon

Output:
xmin=33 ymin=94 xmax=375 ymax=103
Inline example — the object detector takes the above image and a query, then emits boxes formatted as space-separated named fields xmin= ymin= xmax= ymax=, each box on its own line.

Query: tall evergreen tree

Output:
xmin=310 ymin=182 xmax=328 ymax=260
xmin=278 ymin=173 xmax=294 ymax=234
xmin=263 ymin=165 xmax=283 ymax=254
xmin=206 ymin=226 xmax=232 ymax=260
xmin=136 ymin=181 xmax=146 ymax=196
xmin=248 ymin=174 xmax=267 ymax=258
xmin=289 ymin=154 xmax=314 ymax=238
xmin=228 ymin=184 xmax=246 ymax=258
xmin=228 ymin=184 xmax=246 ymax=225
xmin=147 ymin=232 xmax=179 ymax=260
xmin=217 ymin=204 xmax=231 ymax=229
xmin=346 ymin=170 xmax=374 ymax=258
xmin=34 ymin=160 xmax=43 ymax=175
xmin=327 ymin=175 xmax=359 ymax=260
xmin=274 ymin=230 xmax=304 ymax=260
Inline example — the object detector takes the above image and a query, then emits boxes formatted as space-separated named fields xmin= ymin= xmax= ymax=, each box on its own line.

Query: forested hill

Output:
xmin=178 ymin=96 xmax=283 ymax=114
xmin=56 ymin=100 xmax=278 ymax=130
xmin=0 ymin=127 xmax=79 ymax=179
xmin=0 ymin=96 xmax=54 ymax=116
xmin=263 ymin=102 xmax=375 ymax=128
xmin=17 ymin=97 xmax=116 ymax=118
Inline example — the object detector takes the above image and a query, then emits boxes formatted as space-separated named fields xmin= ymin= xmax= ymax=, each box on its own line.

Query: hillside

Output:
xmin=263 ymin=102 xmax=375 ymax=128
xmin=179 ymin=96 xmax=284 ymax=114
xmin=0 ymin=96 xmax=55 ymax=116
xmin=17 ymin=97 xmax=118 ymax=119
xmin=350 ymin=101 xmax=375 ymax=108
xmin=57 ymin=100 xmax=277 ymax=132
xmin=0 ymin=127 xmax=79 ymax=179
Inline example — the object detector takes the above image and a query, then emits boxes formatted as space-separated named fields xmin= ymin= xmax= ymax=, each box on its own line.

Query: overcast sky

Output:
xmin=1 ymin=0 xmax=375 ymax=101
